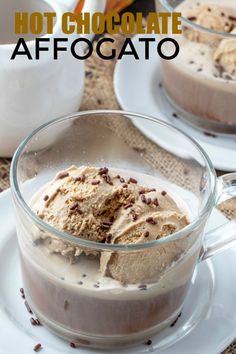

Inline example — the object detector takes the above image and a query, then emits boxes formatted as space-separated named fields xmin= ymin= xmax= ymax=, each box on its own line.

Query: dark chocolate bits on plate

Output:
xmin=33 ymin=343 xmax=42 ymax=352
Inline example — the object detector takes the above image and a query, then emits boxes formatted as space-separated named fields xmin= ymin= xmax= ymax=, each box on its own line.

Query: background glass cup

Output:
xmin=10 ymin=110 xmax=236 ymax=349
xmin=156 ymin=0 xmax=236 ymax=134
xmin=0 ymin=0 xmax=83 ymax=157
xmin=0 ymin=0 xmax=106 ymax=157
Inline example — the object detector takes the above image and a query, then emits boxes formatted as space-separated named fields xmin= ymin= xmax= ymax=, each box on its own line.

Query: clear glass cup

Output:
xmin=10 ymin=110 xmax=236 ymax=349
xmin=157 ymin=0 xmax=236 ymax=134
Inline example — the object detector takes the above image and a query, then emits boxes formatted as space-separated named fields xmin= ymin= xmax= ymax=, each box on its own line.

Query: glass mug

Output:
xmin=156 ymin=0 xmax=236 ymax=134
xmin=10 ymin=111 xmax=236 ymax=349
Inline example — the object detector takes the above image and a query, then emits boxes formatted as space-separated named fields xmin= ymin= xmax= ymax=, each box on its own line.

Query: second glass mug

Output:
xmin=10 ymin=111 xmax=236 ymax=349
xmin=156 ymin=0 xmax=236 ymax=134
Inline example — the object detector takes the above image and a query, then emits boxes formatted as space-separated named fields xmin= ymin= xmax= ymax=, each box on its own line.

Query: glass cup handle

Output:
xmin=200 ymin=173 xmax=236 ymax=261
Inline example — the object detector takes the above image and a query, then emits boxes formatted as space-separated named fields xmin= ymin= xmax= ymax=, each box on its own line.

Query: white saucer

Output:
xmin=1 ymin=189 xmax=236 ymax=353
xmin=114 ymin=34 xmax=236 ymax=172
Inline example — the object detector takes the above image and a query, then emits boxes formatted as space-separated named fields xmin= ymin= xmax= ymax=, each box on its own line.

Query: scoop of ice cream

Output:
xmin=100 ymin=191 xmax=189 ymax=284
xmin=32 ymin=166 xmax=189 ymax=283
xmin=183 ymin=4 xmax=236 ymax=44
xmin=32 ymin=166 xmax=144 ymax=260
xmin=214 ymin=29 xmax=236 ymax=77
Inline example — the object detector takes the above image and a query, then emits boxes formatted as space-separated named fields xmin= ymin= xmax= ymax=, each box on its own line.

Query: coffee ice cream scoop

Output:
xmin=31 ymin=166 xmax=189 ymax=283
xmin=32 ymin=166 xmax=145 ymax=258
xmin=183 ymin=4 xmax=236 ymax=44
xmin=214 ymin=29 xmax=236 ymax=77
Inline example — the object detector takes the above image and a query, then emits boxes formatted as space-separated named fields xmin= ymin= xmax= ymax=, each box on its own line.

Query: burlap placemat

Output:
xmin=0 ymin=33 xmax=236 ymax=353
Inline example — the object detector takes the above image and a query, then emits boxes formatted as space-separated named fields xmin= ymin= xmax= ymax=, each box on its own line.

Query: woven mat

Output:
xmin=1 ymin=33 xmax=236 ymax=353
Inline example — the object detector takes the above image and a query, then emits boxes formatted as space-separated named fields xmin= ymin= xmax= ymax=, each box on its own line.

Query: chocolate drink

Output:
xmin=17 ymin=166 xmax=201 ymax=348
xmin=161 ymin=0 xmax=236 ymax=127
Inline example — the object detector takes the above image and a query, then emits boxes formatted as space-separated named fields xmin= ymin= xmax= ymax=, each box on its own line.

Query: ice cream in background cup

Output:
xmin=10 ymin=110 xmax=236 ymax=349
xmin=158 ymin=0 xmax=236 ymax=134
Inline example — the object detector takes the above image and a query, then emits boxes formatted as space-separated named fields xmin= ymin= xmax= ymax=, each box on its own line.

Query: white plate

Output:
xmin=114 ymin=34 xmax=236 ymax=172
xmin=1 ymin=189 xmax=236 ymax=354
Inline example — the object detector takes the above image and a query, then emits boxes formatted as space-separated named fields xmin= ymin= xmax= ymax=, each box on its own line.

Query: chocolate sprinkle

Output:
xmin=146 ymin=217 xmax=157 ymax=225
xmin=144 ymin=231 xmax=149 ymax=238
xmin=146 ymin=198 xmax=152 ymax=205
xmin=170 ymin=312 xmax=182 ymax=327
xmin=204 ymin=131 xmax=217 ymax=138
xmin=82 ymin=274 xmax=87 ymax=277
xmin=172 ymin=112 xmax=179 ymax=118
xmin=77 ymin=207 xmax=83 ymax=215
xmin=70 ymin=202 xmax=78 ymax=211
xmin=106 ymin=234 xmax=112 ymax=243
xmin=20 ymin=288 xmax=24 ymax=295
xmin=70 ymin=342 xmax=76 ymax=348
xmin=144 ymin=339 xmax=152 ymax=346
xmin=100 ymin=223 xmax=111 ymax=230
xmin=141 ymin=195 xmax=146 ymax=203
xmin=30 ymin=317 xmax=37 ymax=326
xmin=91 ymin=180 xmax=100 ymax=185
xmin=24 ymin=301 xmax=33 ymax=314
xmin=229 ymin=16 xmax=236 ymax=21
xmin=33 ymin=344 xmax=42 ymax=352
xmin=43 ymin=195 xmax=49 ymax=201
xmin=153 ymin=198 xmax=159 ymax=207
xmin=128 ymin=177 xmax=138 ymax=184
xmin=139 ymin=284 xmax=147 ymax=291
xmin=35 ymin=319 xmax=41 ymax=326
xmin=187 ymin=16 xmax=197 ymax=21
xmin=139 ymin=189 xmax=146 ymax=195
xmin=161 ymin=191 xmax=167 ymax=196
xmin=102 ymin=221 xmax=113 ymax=226
xmin=120 ymin=177 xmax=125 ymax=183
xmin=103 ymin=174 xmax=113 ymax=185
xmin=99 ymin=167 xmax=108 ymax=175
xmin=75 ymin=174 xmax=86 ymax=183
xmin=58 ymin=171 xmax=69 ymax=179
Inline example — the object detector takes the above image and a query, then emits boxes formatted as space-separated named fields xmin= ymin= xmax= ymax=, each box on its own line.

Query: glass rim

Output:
xmin=10 ymin=109 xmax=217 ymax=252
xmin=159 ymin=0 xmax=236 ymax=39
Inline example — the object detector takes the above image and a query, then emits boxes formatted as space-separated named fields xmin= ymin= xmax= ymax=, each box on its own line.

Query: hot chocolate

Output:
xmin=17 ymin=166 xmax=199 ymax=348
xmin=161 ymin=0 xmax=236 ymax=130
